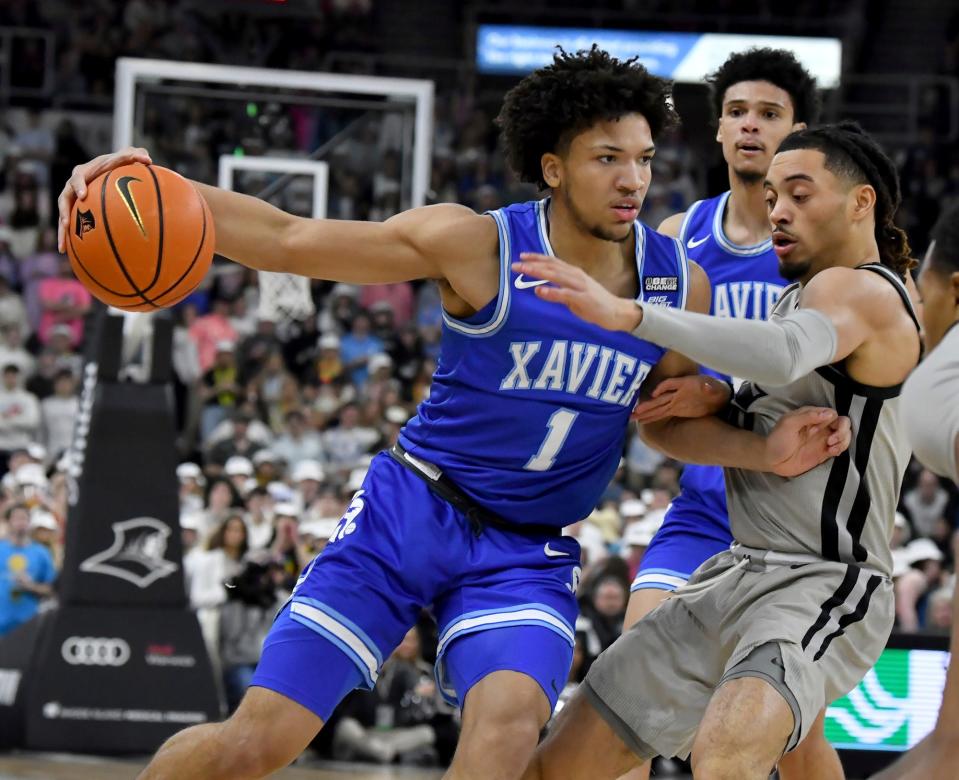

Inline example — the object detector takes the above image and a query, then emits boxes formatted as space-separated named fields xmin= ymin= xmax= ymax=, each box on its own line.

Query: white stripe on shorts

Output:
xmin=630 ymin=572 xmax=688 ymax=591
xmin=437 ymin=607 xmax=575 ymax=656
xmin=290 ymin=601 xmax=380 ymax=684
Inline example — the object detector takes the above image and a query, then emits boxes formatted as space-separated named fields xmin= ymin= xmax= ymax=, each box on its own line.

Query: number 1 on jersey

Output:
xmin=525 ymin=408 xmax=579 ymax=471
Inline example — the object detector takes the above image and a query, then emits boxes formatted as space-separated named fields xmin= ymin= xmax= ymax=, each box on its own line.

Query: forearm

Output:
xmin=641 ymin=414 xmax=770 ymax=471
xmin=193 ymin=182 xmax=296 ymax=274
xmin=621 ymin=300 xmax=837 ymax=387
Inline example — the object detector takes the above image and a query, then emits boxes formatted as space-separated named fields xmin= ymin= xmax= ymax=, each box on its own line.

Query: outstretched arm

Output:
xmin=57 ymin=147 xmax=496 ymax=289
xmin=510 ymin=255 xmax=908 ymax=388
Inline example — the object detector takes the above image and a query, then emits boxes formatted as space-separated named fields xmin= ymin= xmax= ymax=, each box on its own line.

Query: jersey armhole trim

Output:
xmin=441 ymin=209 xmax=512 ymax=337
xmin=674 ymin=237 xmax=690 ymax=310
xmin=678 ymin=200 xmax=702 ymax=244
xmin=814 ymin=365 xmax=903 ymax=400
xmin=634 ymin=222 xmax=648 ymax=302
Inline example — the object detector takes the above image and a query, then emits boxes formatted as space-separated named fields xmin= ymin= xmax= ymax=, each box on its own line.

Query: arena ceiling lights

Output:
xmin=476 ymin=26 xmax=842 ymax=88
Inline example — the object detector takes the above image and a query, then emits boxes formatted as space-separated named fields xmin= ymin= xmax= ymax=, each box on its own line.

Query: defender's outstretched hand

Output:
xmin=766 ymin=407 xmax=851 ymax=478
xmin=57 ymin=146 xmax=153 ymax=252
xmin=512 ymin=252 xmax=640 ymax=332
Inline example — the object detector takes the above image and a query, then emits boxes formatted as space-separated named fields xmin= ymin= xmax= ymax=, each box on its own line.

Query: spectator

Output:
xmin=200 ymin=340 xmax=242 ymax=440
xmin=321 ymin=402 xmax=379 ymax=474
xmin=207 ymin=412 xmax=264 ymax=472
xmin=340 ymin=311 xmax=383 ymax=386
xmin=0 ymin=503 xmax=56 ymax=636
xmin=359 ymin=283 xmax=414 ymax=329
xmin=244 ymin=486 xmax=275 ymax=551
xmin=40 ymin=369 xmax=78 ymax=460
xmin=579 ymin=575 xmax=628 ymax=655
xmin=0 ymin=365 xmax=40 ymax=471
xmin=272 ymin=410 xmax=325 ymax=468
xmin=190 ymin=296 xmax=238 ymax=372
xmin=190 ymin=513 xmax=250 ymax=669
xmin=0 ymin=324 xmax=36 ymax=379
xmin=177 ymin=462 xmax=206 ymax=514
xmin=219 ymin=555 xmax=285 ymax=712
xmin=199 ymin=477 xmax=245 ymax=537
xmin=180 ymin=511 xmax=204 ymax=593
xmin=0 ymin=276 xmax=25 ymax=333
xmin=902 ymin=469 xmax=951 ymax=538
xmin=46 ymin=326 xmax=82 ymax=378
xmin=310 ymin=333 xmax=344 ymax=387
xmin=332 ymin=625 xmax=452 ymax=766
xmin=925 ymin=586 xmax=954 ymax=636
xmin=291 ymin=459 xmax=325 ymax=513
xmin=28 ymin=509 xmax=61 ymax=569
xmin=894 ymin=538 xmax=945 ymax=632
xmin=37 ymin=257 xmax=91 ymax=349
xmin=19 ymin=228 xmax=60 ymax=333
xmin=269 ymin=503 xmax=309 ymax=591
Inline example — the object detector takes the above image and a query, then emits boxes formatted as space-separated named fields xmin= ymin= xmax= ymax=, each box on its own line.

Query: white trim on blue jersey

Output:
xmin=634 ymin=219 xmax=648 ymax=300
xmin=442 ymin=209 xmax=513 ymax=338
xmin=630 ymin=568 xmax=690 ymax=592
xmin=678 ymin=199 xmax=704 ymax=245
xmin=673 ymin=237 xmax=690 ymax=310
xmin=536 ymin=198 xmax=554 ymax=254
xmin=711 ymin=191 xmax=773 ymax=257
xmin=290 ymin=598 xmax=383 ymax=687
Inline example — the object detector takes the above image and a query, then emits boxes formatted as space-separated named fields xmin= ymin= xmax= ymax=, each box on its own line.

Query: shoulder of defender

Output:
xmin=800 ymin=265 xmax=911 ymax=325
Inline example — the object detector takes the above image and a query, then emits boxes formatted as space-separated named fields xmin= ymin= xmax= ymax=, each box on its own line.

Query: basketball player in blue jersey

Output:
xmin=58 ymin=49 xmax=849 ymax=780
xmin=622 ymin=49 xmax=845 ymax=780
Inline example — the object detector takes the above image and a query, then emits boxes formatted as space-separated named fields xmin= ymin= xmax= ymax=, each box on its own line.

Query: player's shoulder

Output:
xmin=656 ymin=212 xmax=685 ymax=238
xmin=801 ymin=264 xmax=907 ymax=317
xmin=392 ymin=202 xmax=497 ymax=255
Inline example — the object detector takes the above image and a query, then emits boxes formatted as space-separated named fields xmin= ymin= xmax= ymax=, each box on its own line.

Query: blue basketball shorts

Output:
xmin=632 ymin=484 xmax=733 ymax=594
xmin=251 ymin=452 xmax=581 ymax=721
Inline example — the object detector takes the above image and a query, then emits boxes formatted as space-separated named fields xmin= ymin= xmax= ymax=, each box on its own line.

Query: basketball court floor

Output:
xmin=0 ymin=753 xmax=444 ymax=779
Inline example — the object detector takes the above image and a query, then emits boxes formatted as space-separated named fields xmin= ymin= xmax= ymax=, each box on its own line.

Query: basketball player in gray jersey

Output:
xmin=870 ymin=203 xmax=959 ymax=780
xmin=512 ymin=121 xmax=920 ymax=779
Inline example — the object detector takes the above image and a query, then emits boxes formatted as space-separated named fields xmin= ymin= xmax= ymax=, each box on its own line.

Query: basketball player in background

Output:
xmin=513 ymin=122 xmax=920 ymax=779
xmin=58 ymin=50 xmax=848 ymax=780
xmin=870 ymin=203 xmax=959 ymax=780
xmin=624 ymin=47 xmax=843 ymax=780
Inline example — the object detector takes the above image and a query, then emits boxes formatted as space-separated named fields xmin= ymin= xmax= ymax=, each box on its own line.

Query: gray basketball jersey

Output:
xmin=724 ymin=264 xmax=920 ymax=576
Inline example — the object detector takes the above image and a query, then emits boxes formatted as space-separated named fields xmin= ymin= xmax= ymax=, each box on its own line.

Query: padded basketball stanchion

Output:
xmin=0 ymin=310 xmax=220 ymax=753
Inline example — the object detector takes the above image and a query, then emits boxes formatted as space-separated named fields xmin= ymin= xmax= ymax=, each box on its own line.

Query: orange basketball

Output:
xmin=65 ymin=163 xmax=215 ymax=312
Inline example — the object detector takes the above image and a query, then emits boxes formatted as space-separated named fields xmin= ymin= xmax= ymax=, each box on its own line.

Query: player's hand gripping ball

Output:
xmin=65 ymin=163 xmax=214 ymax=311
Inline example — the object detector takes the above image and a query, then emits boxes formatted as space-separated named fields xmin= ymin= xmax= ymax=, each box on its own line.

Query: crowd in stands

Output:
xmin=0 ymin=0 xmax=956 ymax=768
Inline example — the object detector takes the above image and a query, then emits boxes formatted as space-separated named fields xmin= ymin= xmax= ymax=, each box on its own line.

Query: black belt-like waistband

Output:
xmin=387 ymin=443 xmax=561 ymax=538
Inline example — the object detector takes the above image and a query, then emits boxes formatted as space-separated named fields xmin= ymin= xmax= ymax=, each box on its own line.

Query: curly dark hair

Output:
xmin=496 ymin=46 xmax=678 ymax=189
xmin=706 ymin=47 xmax=820 ymax=125
xmin=777 ymin=121 xmax=914 ymax=278
xmin=930 ymin=202 xmax=959 ymax=273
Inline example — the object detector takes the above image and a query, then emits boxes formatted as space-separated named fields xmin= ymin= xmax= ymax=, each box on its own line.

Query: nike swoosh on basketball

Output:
xmin=515 ymin=274 xmax=549 ymax=290
xmin=116 ymin=175 xmax=148 ymax=237
xmin=686 ymin=235 xmax=709 ymax=249
xmin=544 ymin=543 xmax=568 ymax=558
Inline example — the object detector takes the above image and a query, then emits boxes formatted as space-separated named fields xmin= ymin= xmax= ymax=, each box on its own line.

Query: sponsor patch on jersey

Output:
xmin=644 ymin=276 xmax=678 ymax=292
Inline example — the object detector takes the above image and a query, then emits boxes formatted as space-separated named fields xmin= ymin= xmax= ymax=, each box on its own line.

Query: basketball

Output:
xmin=65 ymin=163 xmax=214 ymax=312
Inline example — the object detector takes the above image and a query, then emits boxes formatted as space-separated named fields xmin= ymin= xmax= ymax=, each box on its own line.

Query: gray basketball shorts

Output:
xmin=584 ymin=550 xmax=893 ymax=761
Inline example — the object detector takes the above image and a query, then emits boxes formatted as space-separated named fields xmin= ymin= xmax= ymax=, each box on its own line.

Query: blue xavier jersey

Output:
xmin=673 ymin=191 xmax=787 ymax=527
xmin=400 ymin=198 xmax=689 ymax=528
